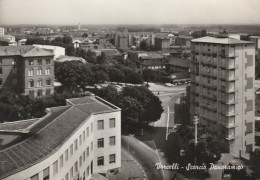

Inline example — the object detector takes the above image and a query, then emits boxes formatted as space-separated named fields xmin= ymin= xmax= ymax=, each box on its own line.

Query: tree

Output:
xmin=82 ymin=33 xmax=88 ymax=37
xmin=121 ymin=86 xmax=163 ymax=123
xmin=124 ymin=71 xmax=143 ymax=84
xmin=108 ymin=67 xmax=125 ymax=82
xmin=118 ymin=96 xmax=143 ymax=123
xmin=55 ymin=61 xmax=94 ymax=91
xmin=97 ymin=52 xmax=107 ymax=64
xmin=93 ymin=71 xmax=110 ymax=83
xmin=140 ymin=40 xmax=148 ymax=51
xmin=176 ymin=125 xmax=221 ymax=172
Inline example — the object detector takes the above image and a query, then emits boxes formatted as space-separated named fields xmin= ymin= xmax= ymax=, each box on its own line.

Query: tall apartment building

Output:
xmin=0 ymin=96 xmax=121 ymax=180
xmin=115 ymin=34 xmax=128 ymax=50
xmin=190 ymin=36 xmax=255 ymax=159
xmin=0 ymin=46 xmax=54 ymax=97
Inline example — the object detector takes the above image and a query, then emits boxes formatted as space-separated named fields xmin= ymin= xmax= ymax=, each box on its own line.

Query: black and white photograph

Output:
xmin=0 ymin=0 xmax=260 ymax=179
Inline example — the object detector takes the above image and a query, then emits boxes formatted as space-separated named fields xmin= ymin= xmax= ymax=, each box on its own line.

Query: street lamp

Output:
xmin=193 ymin=114 xmax=199 ymax=165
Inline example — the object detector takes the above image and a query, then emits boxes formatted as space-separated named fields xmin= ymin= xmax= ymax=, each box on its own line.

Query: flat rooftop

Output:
xmin=191 ymin=36 xmax=254 ymax=45
xmin=0 ymin=96 xmax=120 ymax=179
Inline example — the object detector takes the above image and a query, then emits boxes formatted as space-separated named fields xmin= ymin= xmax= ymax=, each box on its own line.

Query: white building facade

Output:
xmin=0 ymin=96 xmax=121 ymax=180
xmin=190 ymin=36 xmax=255 ymax=159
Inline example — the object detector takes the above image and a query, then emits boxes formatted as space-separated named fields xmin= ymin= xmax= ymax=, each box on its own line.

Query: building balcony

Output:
xmin=222 ymin=123 xmax=238 ymax=129
xmin=221 ymin=111 xmax=237 ymax=117
xmin=220 ymin=98 xmax=238 ymax=105
xmin=225 ymin=135 xmax=237 ymax=140
xmin=221 ymin=76 xmax=238 ymax=82
xmin=220 ymin=62 xmax=238 ymax=70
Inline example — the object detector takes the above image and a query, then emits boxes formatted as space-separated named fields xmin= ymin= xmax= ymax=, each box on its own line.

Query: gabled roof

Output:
xmin=0 ymin=45 xmax=54 ymax=57
xmin=191 ymin=36 xmax=254 ymax=45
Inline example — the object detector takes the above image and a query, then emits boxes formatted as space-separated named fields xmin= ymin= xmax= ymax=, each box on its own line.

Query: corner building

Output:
xmin=0 ymin=45 xmax=54 ymax=97
xmin=190 ymin=36 xmax=255 ymax=159
xmin=0 ymin=96 xmax=121 ymax=180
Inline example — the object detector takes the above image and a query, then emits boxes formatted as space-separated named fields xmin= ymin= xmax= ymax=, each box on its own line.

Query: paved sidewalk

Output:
xmin=109 ymin=148 xmax=147 ymax=180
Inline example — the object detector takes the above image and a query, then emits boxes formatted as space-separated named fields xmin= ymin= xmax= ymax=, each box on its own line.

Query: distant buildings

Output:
xmin=190 ymin=36 xmax=255 ymax=159
xmin=0 ymin=45 xmax=54 ymax=97
xmin=0 ymin=27 xmax=5 ymax=36
xmin=249 ymin=36 xmax=260 ymax=50
xmin=154 ymin=37 xmax=170 ymax=51
xmin=115 ymin=34 xmax=129 ymax=50
xmin=0 ymin=95 xmax=121 ymax=180
xmin=166 ymin=57 xmax=190 ymax=76
xmin=32 ymin=44 xmax=65 ymax=60
xmin=175 ymin=35 xmax=193 ymax=47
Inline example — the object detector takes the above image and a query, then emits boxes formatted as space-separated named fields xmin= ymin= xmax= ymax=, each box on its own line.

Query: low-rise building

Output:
xmin=0 ymin=95 xmax=121 ymax=180
xmin=154 ymin=37 xmax=170 ymax=50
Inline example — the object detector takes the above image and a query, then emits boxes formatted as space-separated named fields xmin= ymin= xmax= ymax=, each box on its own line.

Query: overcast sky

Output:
xmin=0 ymin=0 xmax=260 ymax=25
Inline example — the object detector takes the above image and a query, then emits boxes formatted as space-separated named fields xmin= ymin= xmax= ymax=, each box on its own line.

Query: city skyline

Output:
xmin=1 ymin=0 xmax=260 ymax=25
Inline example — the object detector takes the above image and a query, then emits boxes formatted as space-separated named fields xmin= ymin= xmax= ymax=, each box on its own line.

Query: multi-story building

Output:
xmin=0 ymin=45 xmax=54 ymax=97
xmin=115 ymin=34 xmax=128 ymax=50
xmin=249 ymin=36 xmax=260 ymax=50
xmin=190 ymin=36 xmax=255 ymax=159
xmin=154 ymin=37 xmax=170 ymax=51
xmin=0 ymin=95 xmax=121 ymax=180
xmin=0 ymin=27 xmax=4 ymax=36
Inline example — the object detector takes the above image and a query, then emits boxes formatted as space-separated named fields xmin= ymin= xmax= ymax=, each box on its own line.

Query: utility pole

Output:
xmin=193 ymin=115 xmax=199 ymax=165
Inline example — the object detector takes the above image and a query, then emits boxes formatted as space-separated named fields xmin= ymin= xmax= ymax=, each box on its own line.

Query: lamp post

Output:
xmin=193 ymin=115 xmax=199 ymax=165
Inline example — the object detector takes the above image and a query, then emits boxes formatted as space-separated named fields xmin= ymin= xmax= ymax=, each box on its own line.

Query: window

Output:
xmin=46 ymin=78 xmax=51 ymax=85
xmin=87 ymin=166 xmax=89 ymax=176
xmin=109 ymin=118 xmax=115 ymax=128
xmin=28 ymin=79 xmax=34 ymax=87
xmin=0 ymin=66 xmax=2 ymax=74
xmin=60 ymin=154 xmax=64 ymax=168
xmin=86 ymin=147 xmax=89 ymax=157
xmin=109 ymin=136 xmax=116 ymax=146
xmin=109 ymin=154 xmax=116 ymax=164
xmin=37 ymin=68 xmax=42 ymax=75
xmin=74 ymin=139 xmax=78 ymax=151
xmin=0 ymin=59 xmax=2 ymax=65
xmin=29 ymin=60 xmax=34 ymax=65
xmin=98 ymin=138 xmax=104 ymax=148
xmin=79 ymin=155 xmax=82 ymax=167
xmin=65 ymin=173 xmax=69 ymax=180
xmin=37 ymin=79 xmax=42 ymax=87
xmin=46 ymin=89 xmax=51 ymax=95
xmin=87 ymin=127 xmax=89 ymax=137
xmin=83 ymin=151 xmax=86 ymax=162
xmin=53 ymin=160 xmax=58 ymax=175
xmin=79 ymin=135 xmax=82 ymax=145
xmin=65 ymin=149 xmax=69 ymax=161
xmin=83 ymin=131 xmax=85 ymax=141
xmin=46 ymin=59 xmax=51 ymax=65
xmin=37 ymin=90 xmax=43 ymax=97
xmin=30 ymin=174 xmax=39 ymax=180
xmin=29 ymin=90 xmax=34 ymax=98
xmin=70 ymin=144 xmax=73 ymax=156
xmin=97 ymin=156 xmax=104 ymax=166
xmin=91 ymin=141 xmax=93 ymax=151
xmin=43 ymin=167 xmax=49 ymax=180
xmin=37 ymin=59 xmax=42 ymax=65
xmin=70 ymin=167 xmax=73 ymax=179
xmin=45 ymin=67 xmax=51 ymax=75
xmin=28 ymin=68 xmax=34 ymax=76
xmin=74 ymin=161 xmax=78 ymax=173
xmin=97 ymin=120 xmax=104 ymax=130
